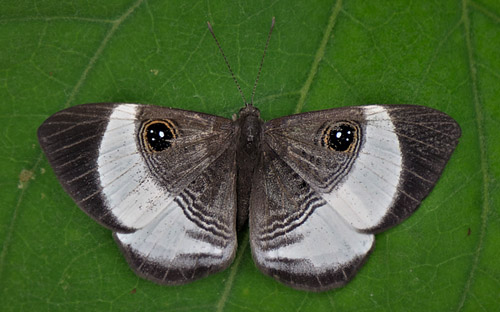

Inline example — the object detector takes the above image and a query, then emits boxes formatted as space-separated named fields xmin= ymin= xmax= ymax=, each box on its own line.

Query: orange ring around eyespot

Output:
xmin=320 ymin=121 xmax=360 ymax=153
xmin=141 ymin=119 xmax=178 ymax=152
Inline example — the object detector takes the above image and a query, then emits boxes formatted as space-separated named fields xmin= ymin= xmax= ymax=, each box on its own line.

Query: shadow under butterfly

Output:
xmin=37 ymin=18 xmax=461 ymax=292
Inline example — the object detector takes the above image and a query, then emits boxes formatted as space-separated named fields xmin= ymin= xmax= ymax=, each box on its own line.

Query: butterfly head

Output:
xmin=238 ymin=103 xmax=260 ymax=119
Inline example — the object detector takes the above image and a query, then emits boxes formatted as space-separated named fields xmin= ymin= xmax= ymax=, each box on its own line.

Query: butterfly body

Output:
xmin=38 ymin=101 xmax=460 ymax=291
xmin=235 ymin=104 xmax=263 ymax=228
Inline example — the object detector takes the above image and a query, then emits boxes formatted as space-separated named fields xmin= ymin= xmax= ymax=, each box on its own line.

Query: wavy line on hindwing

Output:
xmin=257 ymin=147 xmax=327 ymax=242
xmin=175 ymin=189 xmax=231 ymax=240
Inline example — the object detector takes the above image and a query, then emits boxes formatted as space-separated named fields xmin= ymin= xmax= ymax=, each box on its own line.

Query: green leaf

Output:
xmin=1 ymin=0 xmax=498 ymax=310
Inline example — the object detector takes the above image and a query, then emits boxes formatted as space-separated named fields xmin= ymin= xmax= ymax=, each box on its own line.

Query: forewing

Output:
xmin=250 ymin=105 xmax=460 ymax=291
xmin=262 ymin=105 xmax=460 ymax=232
xmin=38 ymin=103 xmax=236 ymax=232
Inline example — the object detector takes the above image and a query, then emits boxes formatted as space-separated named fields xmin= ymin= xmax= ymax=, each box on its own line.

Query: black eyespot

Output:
xmin=321 ymin=121 xmax=360 ymax=152
xmin=141 ymin=120 xmax=177 ymax=152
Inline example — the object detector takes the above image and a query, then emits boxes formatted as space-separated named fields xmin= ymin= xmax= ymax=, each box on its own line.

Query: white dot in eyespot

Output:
xmin=159 ymin=131 xmax=165 ymax=138
xmin=336 ymin=132 xmax=342 ymax=138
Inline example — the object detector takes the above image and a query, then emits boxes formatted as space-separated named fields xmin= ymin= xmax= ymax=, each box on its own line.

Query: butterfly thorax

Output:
xmin=237 ymin=104 xmax=262 ymax=151
xmin=235 ymin=104 xmax=263 ymax=229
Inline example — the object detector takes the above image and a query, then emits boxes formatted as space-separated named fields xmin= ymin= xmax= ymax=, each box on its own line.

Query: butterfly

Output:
xmin=37 ymin=18 xmax=461 ymax=291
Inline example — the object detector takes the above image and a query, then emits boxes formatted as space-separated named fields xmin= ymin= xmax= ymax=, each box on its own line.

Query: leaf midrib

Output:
xmin=0 ymin=0 xmax=145 ymax=286
xmin=455 ymin=0 xmax=491 ymax=310
xmin=214 ymin=1 xmax=344 ymax=308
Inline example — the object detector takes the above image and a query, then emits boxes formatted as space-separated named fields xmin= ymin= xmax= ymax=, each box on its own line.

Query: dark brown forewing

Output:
xmin=134 ymin=105 xmax=237 ymax=194
xmin=38 ymin=104 xmax=126 ymax=230
xmin=38 ymin=103 xmax=236 ymax=233
xmin=263 ymin=106 xmax=366 ymax=194
xmin=261 ymin=105 xmax=460 ymax=233
xmin=375 ymin=105 xmax=461 ymax=232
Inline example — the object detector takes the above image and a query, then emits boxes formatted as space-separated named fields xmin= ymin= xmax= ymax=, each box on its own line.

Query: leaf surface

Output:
xmin=1 ymin=0 xmax=499 ymax=311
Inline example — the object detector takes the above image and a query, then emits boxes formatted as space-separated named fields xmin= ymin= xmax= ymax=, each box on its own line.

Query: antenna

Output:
xmin=207 ymin=17 xmax=275 ymax=106
xmin=207 ymin=21 xmax=247 ymax=104
xmin=251 ymin=17 xmax=275 ymax=105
